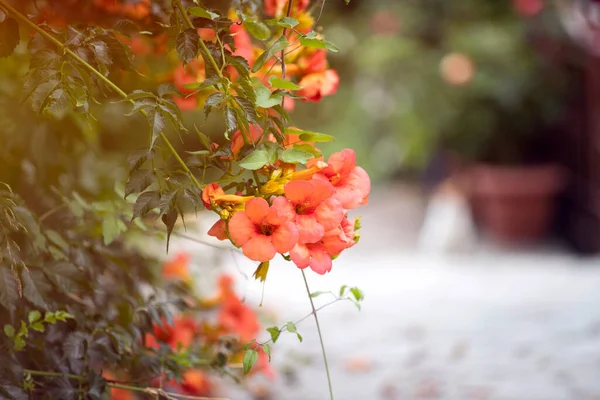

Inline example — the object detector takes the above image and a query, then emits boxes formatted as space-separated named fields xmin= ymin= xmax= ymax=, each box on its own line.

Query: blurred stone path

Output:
xmin=172 ymin=183 xmax=600 ymax=400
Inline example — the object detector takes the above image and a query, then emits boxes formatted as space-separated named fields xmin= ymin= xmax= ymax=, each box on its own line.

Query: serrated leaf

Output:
xmin=280 ymin=148 xmax=313 ymax=164
xmin=132 ymin=191 xmax=160 ymax=220
xmin=28 ymin=310 xmax=41 ymax=324
xmin=97 ymin=33 xmax=133 ymax=71
xmin=127 ymin=148 xmax=154 ymax=173
xmin=22 ymin=269 xmax=50 ymax=310
xmin=176 ymin=28 xmax=200 ymax=64
xmin=63 ymin=332 xmax=87 ymax=361
xmin=243 ymin=349 xmax=258 ymax=375
xmin=161 ymin=209 xmax=178 ymax=254
xmin=145 ymin=108 xmax=166 ymax=149
xmin=0 ymin=18 xmax=19 ymax=58
xmin=157 ymin=83 xmax=179 ymax=98
xmin=235 ymin=96 xmax=258 ymax=124
xmin=188 ymin=6 xmax=219 ymax=20
xmin=269 ymin=76 xmax=302 ymax=90
xmin=204 ymin=92 xmax=224 ymax=118
xmin=244 ymin=18 xmax=271 ymax=41
xmin=252 ymin=261 xmax=269 ymax=282
xmin=239 ymin=149 xmax=270 ymax=170
xmin=252 ymin=35 xmax=289 ymax=73
xmin=224 ymin=105 xmax=237 ymax=134
xmin=299 ymin=36 xmax=340 ymax=53
xmin=45 ymin=230 xmax=68 ymax=252
xmin=125 ymin=169 xmax=154 ymax=198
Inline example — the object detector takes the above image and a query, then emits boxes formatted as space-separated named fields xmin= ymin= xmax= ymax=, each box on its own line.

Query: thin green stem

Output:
xmin=24 ymin=369 xmax=84 ymax=381
xmin=0 ymin=0 xmax=201 ymax=190
xmin=301 ymin=270 xmax=334 ymax=400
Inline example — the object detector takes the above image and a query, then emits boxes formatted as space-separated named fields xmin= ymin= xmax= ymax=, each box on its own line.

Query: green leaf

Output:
xmin=176 ymin=28 xmax=200 ymax=64
xmin=125 ymin=169 xmax=154 ymax=198
xmin=285 ymin=321 xmax=297 ymax=333
xmin=0 ymin=266 xmax=19 ymax=313
xmin=299 ymin=36 xmax=340 ymax=53
xmin=252 ymin=261 xmax=270 ymax=282
xmin=13 ymin=336 xmax=25 ymax=351
xmin=3 ymin=324 xmax=14 ymax=338
xmin=238 ymin=149 xmax=270 ymax=170
xmin=243 ymin=349 xmax=258 ymax=375
xmin=44 ymin=312 xmax=56 ymax=324
xmin=280 ymin=148 xmax=313 ymax=164
xmin=296 ymin=333 xmax=303 ymax=342
xmin=277 ymin=17 xmax=299 ymax=29
xmin=252 ymin=35 xmax=289 ymax=73
xmin=132 ymin=191 xmax=161 ymax=220
xmin=287 ymin=128 xmax=335 ymax=143
xmin=339 ymin=285 xmax=347 ymax=297
xmin=310 ymin=291 xmax=328 ymax=298
xmin=188 ymin=6 xmax=219 ymax=20
xmin=244 ymin=18 xmax=271 ymax=41
xmin=268 ymin=76 xmax=302 ymax=90
xmin=161 ymin=209 xmax=178 ymax=253
xmin=224 ymin=105 xmax=237 ymax=134
xmin=263 ymin=343 xmax=271 ymax=361
xmin=46 ymin=230 xmax=68 ymax=252
xmin=255 ymin=84 xmax=282 ymax=108
xmin=350 ymin=287 xmax=364 ymax=302
xmin=267 ymin=326 xmax=280 ymax=343
xmin=28 ymin=310 xmax=41 ymax=324
xmin=102 ymin=217 xmax=121 ymax=245
xmin=145 ymin=108 xmax=166 ymax=149
xmin=0 ymin=18 xmax=19 ymax=58
xmin=22 ymin=269 xmax=51 ymax=310
xmin=204 ymin=92 xmax=224 ymax=118
xmin=157 ymin=84 xmax=179 ymax=98
xmin=293 ymin=143 xmax=322 ymax=157
xmin=30 ymin=322 xmax=45 ymax=333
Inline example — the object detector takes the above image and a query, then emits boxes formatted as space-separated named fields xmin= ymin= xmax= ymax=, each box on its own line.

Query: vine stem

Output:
xmin=0 ymin=0 xmax=202 ymax=190
xmin=22 ymin=369 xmax=229 ymax=400
xmin=301 ymin=270 xmax=334 ymax=400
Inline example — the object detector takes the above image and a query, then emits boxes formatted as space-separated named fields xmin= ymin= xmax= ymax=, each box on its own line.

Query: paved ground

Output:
xmin=171 ymin=183 xmax=600 ymax=400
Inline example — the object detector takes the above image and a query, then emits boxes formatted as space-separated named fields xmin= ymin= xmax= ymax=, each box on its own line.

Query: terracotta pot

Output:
xmin=469 ymin=164 xmax=567 ymax=243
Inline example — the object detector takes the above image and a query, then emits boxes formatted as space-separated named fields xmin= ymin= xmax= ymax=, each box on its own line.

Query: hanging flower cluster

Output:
xmin=206 ymin=147 xmax=370 ymax=275
xmin=172 ymin=0 xmax=340 ymax=110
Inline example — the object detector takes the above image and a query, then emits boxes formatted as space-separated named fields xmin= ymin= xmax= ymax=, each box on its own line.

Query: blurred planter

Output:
xmin=469 ymin=164 xmax=566 ymax=243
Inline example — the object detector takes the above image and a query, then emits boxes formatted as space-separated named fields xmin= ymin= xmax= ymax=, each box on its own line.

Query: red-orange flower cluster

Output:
xmin=207 ymin=148 xmax=370 ymax=274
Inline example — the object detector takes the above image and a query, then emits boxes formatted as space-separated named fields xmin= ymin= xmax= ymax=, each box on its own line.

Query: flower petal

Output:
xmin=314 ymin=197 xmax=344 ymax=232
xmin=290 ymin=243 xmax=310 ymax=269
xmin=271 ymin=221 xmax=299 ymax=253
xmin=296 ymin=214 xmax=325 ymax=243
xmin=284 ymin=180 xmax=312 ymax=204
xmin=228 ymin=212 xmax=256 ymax=246
xmin=267 ymin=196 xmax=295 ymax=225
xmin=245 ymin=197 xmax=270 ymax=224
xmin=207 ymin=219 xmax=228 ymax=240
xmin=309 ymin=245 xmax=332 ymax=275
xmin=242 ymin=235 xmax=277 ymax=262
xmin=306 ymin=179 xmax=334 ymax=207
xmin=325 ymin=148 xmax=356 ymax=177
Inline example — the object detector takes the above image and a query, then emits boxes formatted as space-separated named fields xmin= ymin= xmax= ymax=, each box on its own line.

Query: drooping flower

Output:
xmin=218 ymin=293 xmax=260 ymax=343
xmin=284 ymin=179 xmax=344 ymax=243
xmin=314 ymin=149 xmax=371 ymax=210
xmin=298 ymin=69 xmax=340 ymax=102
xmin=162 ymin=252 xmax=191 ymax=281
xmin=289 ymin=242 xmax=333 ymax=275
xmin=207 ymin=219 xmax=228 ymax=240
xmin=201 ymin=183 xmax=253 ymax=210
xmin=228 ymin=197 xmax=299 ymax=262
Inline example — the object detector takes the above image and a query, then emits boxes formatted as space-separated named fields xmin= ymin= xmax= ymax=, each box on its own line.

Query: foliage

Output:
xmin=0 ymin=0 xmax=368 ymax=398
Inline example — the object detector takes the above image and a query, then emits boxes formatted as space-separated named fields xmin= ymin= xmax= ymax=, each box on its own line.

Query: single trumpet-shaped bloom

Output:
xmin=284 ymin=179 xmax=345 ymax=244
xmin=298 ymin=69 xmax=340 ymax=102
xmin=228 ymin=197 xmax=299 ymax=262
xmin=315 ymin=148 xmax=371 ymax=210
